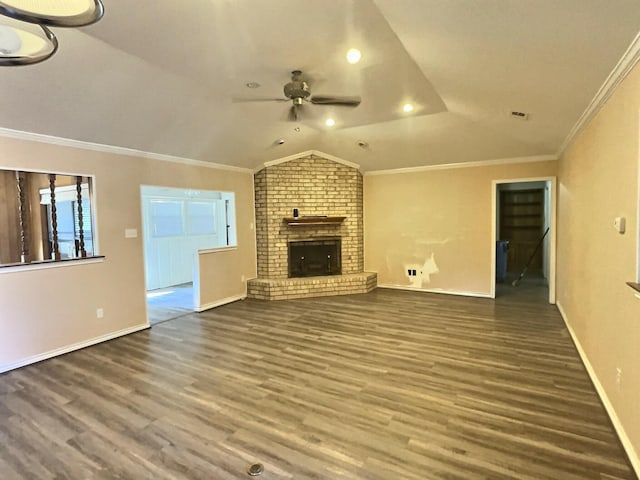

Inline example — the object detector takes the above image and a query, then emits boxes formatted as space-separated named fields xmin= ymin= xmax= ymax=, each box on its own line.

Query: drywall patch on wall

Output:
xmin=384 ymin=234 xmax=463 ymax=289
xmin=421 ymin=253 xmax=440 ymax=285
xmin=404 ymin=253 xmax=440 ymax=287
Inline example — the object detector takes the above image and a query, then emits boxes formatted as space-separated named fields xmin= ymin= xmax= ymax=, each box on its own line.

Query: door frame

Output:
xmin=490 ymin=176 xmax=557 ymax=303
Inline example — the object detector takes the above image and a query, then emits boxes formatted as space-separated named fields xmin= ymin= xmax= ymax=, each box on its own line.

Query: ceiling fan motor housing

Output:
xmin=284 ymin=80 xmax=311 ymax=102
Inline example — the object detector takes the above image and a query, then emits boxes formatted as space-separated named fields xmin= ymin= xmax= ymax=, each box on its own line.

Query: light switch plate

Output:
xmin=613 ymin=217 xmax=626 ymax=234
xmin=125 ymin=228 xmax=138 ymax=238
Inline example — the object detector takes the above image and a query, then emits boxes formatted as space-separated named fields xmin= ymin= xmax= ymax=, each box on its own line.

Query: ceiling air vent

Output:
xmin=511 ymin=111 xmax=529 ymax=120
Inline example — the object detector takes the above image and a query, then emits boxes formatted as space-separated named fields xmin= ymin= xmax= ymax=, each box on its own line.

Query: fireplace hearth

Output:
xmin=288 ymin=238 xmax=341 ymax=278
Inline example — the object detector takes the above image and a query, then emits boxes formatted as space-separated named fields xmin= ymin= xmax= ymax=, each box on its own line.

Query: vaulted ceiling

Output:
xmin=1 ymin=0 xmax=639 ymax=171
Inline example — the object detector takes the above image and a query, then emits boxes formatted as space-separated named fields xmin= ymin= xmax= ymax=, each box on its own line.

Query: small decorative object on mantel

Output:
xmin=292 ymin=208 xmax=299 ymax=218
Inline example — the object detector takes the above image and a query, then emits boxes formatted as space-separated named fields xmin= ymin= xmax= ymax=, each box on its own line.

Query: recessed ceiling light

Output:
xmin=325 ymin=118 xmax=336 ymax=127
xmin=403 ymin=103 xmax=414 ymax=113
xmin=246 ymin=82 xmax=260 ymax=89
xmin=294 ymin=127 xmax=301 ymax=132
xmin=346 ymin=48 xmax=362 ymax=64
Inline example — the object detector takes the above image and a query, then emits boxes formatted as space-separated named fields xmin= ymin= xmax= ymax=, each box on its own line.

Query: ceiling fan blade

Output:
xmin=232 ymin=97 xmax=289 ymax=103
xmin=287 ymin=104 xmax=304 ymax=122
xmin=310 ymin=95 xmax=361 ymax=107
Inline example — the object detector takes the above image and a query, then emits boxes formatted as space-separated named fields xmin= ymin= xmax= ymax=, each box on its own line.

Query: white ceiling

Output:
xmin=1 ymin=0 xmax=639 ymax=172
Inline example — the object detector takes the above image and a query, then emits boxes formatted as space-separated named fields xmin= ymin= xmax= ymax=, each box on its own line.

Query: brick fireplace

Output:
xmin=247 ymin=153 xmax=377 ymax=300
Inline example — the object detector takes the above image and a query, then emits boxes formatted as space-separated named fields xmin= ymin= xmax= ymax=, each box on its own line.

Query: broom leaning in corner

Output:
xmin=512 ymin=227 xmax=550 ymax=287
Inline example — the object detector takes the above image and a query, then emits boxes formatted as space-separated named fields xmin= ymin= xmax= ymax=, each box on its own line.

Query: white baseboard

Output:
xmin=0 ymin=323 xmax=149 ymax=374
xmin=196 ymin=294 xmax=246 ymax=312
xmin=377 ymin=284 xmax=493 ymax=299
xmin=556 ymin=301 xmax=639 ymax=477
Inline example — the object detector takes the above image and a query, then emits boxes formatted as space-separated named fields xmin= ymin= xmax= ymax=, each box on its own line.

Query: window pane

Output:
xmin=0 ymin=170 xmax=97 ymax=265
xmin=187 ymin=201 xmax=216 ymax=235
xmin=151 ymin=200 xmax=183 ymax=237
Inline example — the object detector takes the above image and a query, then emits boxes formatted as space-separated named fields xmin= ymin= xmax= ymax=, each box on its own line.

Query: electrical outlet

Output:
xmin=616 ymin=368 xmax=622 ymax=391
xmin=96 ymin=308 xmax=104 ymax=319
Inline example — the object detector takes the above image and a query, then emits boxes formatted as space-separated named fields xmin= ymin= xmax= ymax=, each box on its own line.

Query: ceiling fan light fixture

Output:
xmin=346 ymin=48 xmax=361 ymax=64
xmin=0 ymin=18 xmax=57 ymax=66
xmin=0 ymin=0 xmax=104 ymax=27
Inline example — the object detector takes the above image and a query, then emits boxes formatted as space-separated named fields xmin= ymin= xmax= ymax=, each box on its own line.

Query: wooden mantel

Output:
xmin=283 ymin=216 xmax=346 ymax=226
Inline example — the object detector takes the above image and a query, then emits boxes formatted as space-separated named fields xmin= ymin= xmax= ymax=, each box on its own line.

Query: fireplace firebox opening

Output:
xmin=288 ymin=238 xmax=341 ymax=278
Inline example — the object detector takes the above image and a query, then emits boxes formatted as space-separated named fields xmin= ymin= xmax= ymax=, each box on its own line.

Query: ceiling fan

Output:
xmin=236 ymin=70 xmax=361 ymax=122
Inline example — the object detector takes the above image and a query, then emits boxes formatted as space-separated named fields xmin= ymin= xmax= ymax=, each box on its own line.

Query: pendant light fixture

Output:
xmin=0 ymin=16 xmax=57 ymax=65
xmin=0 ymin=0 xmax=104 ymax=66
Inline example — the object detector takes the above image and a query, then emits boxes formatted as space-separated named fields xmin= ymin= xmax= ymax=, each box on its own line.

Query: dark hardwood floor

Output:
xmin=0 ymin=288 xmax=635 ymax=479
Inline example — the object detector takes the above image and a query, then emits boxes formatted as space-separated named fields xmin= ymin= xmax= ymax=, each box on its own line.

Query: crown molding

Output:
xmin=558 ymin=31 xmax=640 ymax=156
xmin=0 ymin=127 xmax=253 ymax=174
xmin=364 ymin=154 xmax=557 ymax=176
xmin=255 ymin=149 xmax=360 ymax=172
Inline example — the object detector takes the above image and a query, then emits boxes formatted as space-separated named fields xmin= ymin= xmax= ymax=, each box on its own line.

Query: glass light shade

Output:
xmin=0 ymin=0 xmax=104 ymax=27
xmin=0 ymin=17 xmax=57 ymax=66
xmin=0 ymin=23 xmax=20 ymax=53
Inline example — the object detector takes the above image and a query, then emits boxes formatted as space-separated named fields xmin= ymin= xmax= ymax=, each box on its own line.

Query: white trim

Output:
xmin=377 ymin=284 xmax=492 ymax=299
xmin=637 ymin=110 xmax=640 ymax=283
xmin=556 ymin=302 xmax=640 ymax=477
xmin=558 ymin=32 xmax=640 ymax=156
xmin=256 ymin=150 xmax=361 ymax=172
xmin=491 ymin=176 xmax=557 ymax=304
xmin=193 ymin=251 xmax=201 ymax=312
xmin=0 ymin=323 xmax=149 ymax=374
xmin=0 ymin=127 xmax=253 ymax=174
xmin=0 ymin=256 xmax=104 ymax=274
xmin=490 ymin=185 xmax=498 ymax=299
xmin=196 ymin=294 xmax=245 ymax=312
xmin=364 ymin=155 xmax=557 ymax=176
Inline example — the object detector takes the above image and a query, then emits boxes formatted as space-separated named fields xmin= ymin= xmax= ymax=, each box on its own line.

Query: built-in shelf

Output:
xmin=284 ymin=216 xmax=346 ymax=226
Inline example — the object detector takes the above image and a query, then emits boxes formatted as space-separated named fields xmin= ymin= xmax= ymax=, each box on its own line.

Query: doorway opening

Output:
xmin=491 ymin=178 xmax=556 ymax=303
xmin=141 ymin=185 xmax=237 ymax=325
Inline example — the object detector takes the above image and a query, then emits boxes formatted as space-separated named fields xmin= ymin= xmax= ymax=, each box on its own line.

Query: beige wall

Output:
xmin=364 ymin=161 xmax=557 ymax=296
xmin=0 ymin=135 xmax=256 ymax=371
xmin=557 ymin=63 xmax=640 ymax=466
